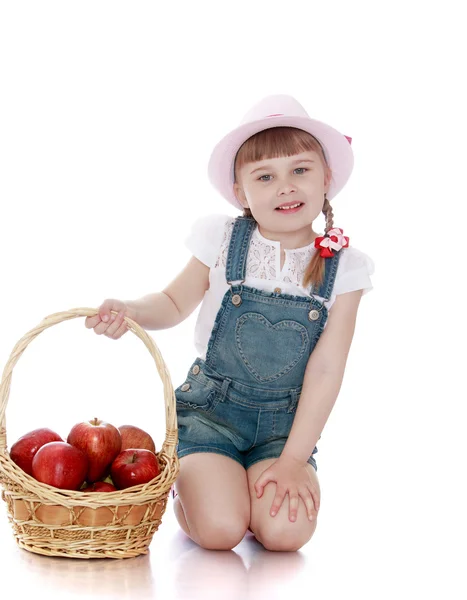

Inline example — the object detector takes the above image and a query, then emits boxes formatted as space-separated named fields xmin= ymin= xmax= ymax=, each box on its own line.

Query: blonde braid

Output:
xmin=323 ymin=194 xmax=334 ymax=233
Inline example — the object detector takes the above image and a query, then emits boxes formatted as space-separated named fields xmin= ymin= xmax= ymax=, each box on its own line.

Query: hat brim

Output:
xmin=207 ymin=115 xmax=354 ymax=210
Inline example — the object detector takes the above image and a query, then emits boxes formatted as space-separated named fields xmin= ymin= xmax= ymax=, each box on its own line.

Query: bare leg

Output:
xmin=173 ymin=453 xmax=251 ymax=550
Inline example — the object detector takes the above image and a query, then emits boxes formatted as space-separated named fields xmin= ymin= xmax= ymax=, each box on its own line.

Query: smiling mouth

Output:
xmin=275 ymin=202 xmax=304 ymax=211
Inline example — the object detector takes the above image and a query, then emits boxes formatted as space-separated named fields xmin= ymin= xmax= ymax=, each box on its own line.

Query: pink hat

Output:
xmin=207 ymin=94 xmax=354 ymax=211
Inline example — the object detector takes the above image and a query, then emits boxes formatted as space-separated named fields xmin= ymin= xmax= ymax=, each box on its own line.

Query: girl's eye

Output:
xmin=258 ymin=168 xmax=307 ymax=181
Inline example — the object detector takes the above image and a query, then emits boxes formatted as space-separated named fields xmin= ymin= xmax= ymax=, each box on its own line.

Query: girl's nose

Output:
xmin=277 ymin=181 xmax=298 ymax=195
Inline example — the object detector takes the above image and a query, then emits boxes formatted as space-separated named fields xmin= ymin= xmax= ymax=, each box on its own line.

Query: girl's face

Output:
xmin=233 ymin=150 xmax=331 ymax=239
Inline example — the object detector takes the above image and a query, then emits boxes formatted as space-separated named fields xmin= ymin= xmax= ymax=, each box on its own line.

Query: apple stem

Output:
xmin=91 ymin=418 xmax=100 ymax=426
xmin=132 ymin=452 xmax=138 ymax=463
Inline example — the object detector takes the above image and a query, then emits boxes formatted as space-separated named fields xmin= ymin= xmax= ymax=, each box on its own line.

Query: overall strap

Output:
xmin=225 ymin=216 xmax=256 ymax=284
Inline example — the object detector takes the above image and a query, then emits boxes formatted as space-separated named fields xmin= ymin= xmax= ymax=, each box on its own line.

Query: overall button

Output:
xmin=274 ymin=287 xmax=281 ymax=293
xmin=308 ymin=309 xmax=320 ymax=321
xmin=232 ymin=294 xmax=242 ymax=306
xmin=192 ymin=365 xmax=200 ymax=375
xmin=181 ymin=383 xmax=191 ymax=391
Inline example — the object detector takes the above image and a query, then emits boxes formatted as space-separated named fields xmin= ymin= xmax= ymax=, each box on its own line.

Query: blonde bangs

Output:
xmin=234 ymin=127 xmax=327 ymax=181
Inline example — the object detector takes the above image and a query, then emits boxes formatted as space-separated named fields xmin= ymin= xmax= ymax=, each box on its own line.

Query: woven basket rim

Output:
xmin=0 ymin=449 xmax=177 ymax=507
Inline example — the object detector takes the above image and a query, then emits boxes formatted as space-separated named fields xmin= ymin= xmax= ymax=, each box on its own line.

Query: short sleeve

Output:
xmin=333 ymin=247 xmax=375 ymax=296
xmin=184 ymin=213 xmax=233 ymax=268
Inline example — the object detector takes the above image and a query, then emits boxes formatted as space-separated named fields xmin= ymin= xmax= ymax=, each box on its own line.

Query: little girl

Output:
xmin=85 ymin=94 xmax=375 ymax=553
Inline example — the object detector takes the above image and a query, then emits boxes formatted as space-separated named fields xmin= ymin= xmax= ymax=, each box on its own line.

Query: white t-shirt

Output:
xmin=184 ymin=213 xmax=375 ymax=360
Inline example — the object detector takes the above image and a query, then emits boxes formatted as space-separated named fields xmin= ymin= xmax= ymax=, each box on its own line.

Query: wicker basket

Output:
xmin=0 ymin=307 xmax=180 ymax=559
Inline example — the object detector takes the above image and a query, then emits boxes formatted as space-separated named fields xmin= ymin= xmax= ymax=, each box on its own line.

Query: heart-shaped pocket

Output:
xmin=235 ymin=313 xmax=309 ymax=382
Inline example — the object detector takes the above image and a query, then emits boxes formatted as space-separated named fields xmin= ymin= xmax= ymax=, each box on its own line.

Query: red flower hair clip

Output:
xmin=314 ymin=228 xmax=350 ymax=257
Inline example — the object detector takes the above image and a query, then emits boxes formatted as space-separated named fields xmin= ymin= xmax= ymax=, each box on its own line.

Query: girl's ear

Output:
xmin=233 ymin=182 xmax=248 ymax=209
xmin=324 ymin=167 xmax=332 ymax=193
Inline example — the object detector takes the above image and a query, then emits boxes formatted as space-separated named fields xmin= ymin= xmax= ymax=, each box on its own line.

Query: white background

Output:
xmin=0 ymin=1 xmax=465 ymax=598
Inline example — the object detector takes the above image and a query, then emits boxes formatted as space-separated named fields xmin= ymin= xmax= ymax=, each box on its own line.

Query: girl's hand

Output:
xmin=85 ymin=299 xmax=134 ymax=340
xmin=254 ymin=456 xmax=320 ymax=522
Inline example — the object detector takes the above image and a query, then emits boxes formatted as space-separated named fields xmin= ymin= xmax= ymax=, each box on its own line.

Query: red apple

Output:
xmin=110 ymin=449 xmax=160 ymax=490
xmin=118 ymin=425 xmax=156 ymax=453
xmin=32 ymin=442 xmax=88 ymax=490
xmin=67 ymin=418 xmax=121 ymax=483
xmin=82 ymin=481 xmax=117 ymax=492
xmin=10 ymin=428 xmax=63 ymax=476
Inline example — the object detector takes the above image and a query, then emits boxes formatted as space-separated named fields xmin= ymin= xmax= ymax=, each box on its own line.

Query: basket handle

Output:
xmin=0 ymin=308 xmax=178 ymax=458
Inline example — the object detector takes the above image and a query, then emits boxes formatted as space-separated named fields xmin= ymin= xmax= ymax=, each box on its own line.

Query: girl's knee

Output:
xmin=173 ymin=497 xmax=247 ymax=549
xmin=193 ymin=518 xmax=249 ymax=550
xmin=256 ymin=517 xmax=318 ymax=552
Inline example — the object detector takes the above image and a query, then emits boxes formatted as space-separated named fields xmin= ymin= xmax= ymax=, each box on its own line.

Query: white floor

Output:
xmin=0 ymin=484 xmax=462 ymax=600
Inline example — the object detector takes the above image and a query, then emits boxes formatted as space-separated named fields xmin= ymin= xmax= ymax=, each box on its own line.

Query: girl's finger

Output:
xmin=105 ymin=311 xmax=125 ymax=337
xmin=309 ymin=485 xmax=320 ymax=512
xmin=111 ymin=321 xmax=128 ymax=339
xmin=270 ymin=488 xmax=286 ymax=517
xmin=93 ymin=319 xmax=111 ymax=335
xmin=255 ymin=471 xmax=273 ymax=498
xmin=288 ymin=492 xmax=299 ymax=522
xmin=85 ymin=315 xmax=101 ymax=329
xmin=301 ymin=487 xmax=315 ymax=520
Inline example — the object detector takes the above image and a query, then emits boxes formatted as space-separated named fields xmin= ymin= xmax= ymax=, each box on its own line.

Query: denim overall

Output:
xmin=174 ymin=215 xmax=341 ymax=472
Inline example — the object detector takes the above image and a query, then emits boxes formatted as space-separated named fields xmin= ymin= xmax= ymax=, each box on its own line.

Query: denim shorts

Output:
xmin=174 ymin=358 xmax=318 ymax=472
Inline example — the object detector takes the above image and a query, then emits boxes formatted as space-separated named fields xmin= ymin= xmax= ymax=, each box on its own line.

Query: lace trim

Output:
xmin=214 ymin=219 xmax=317 ymax=288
